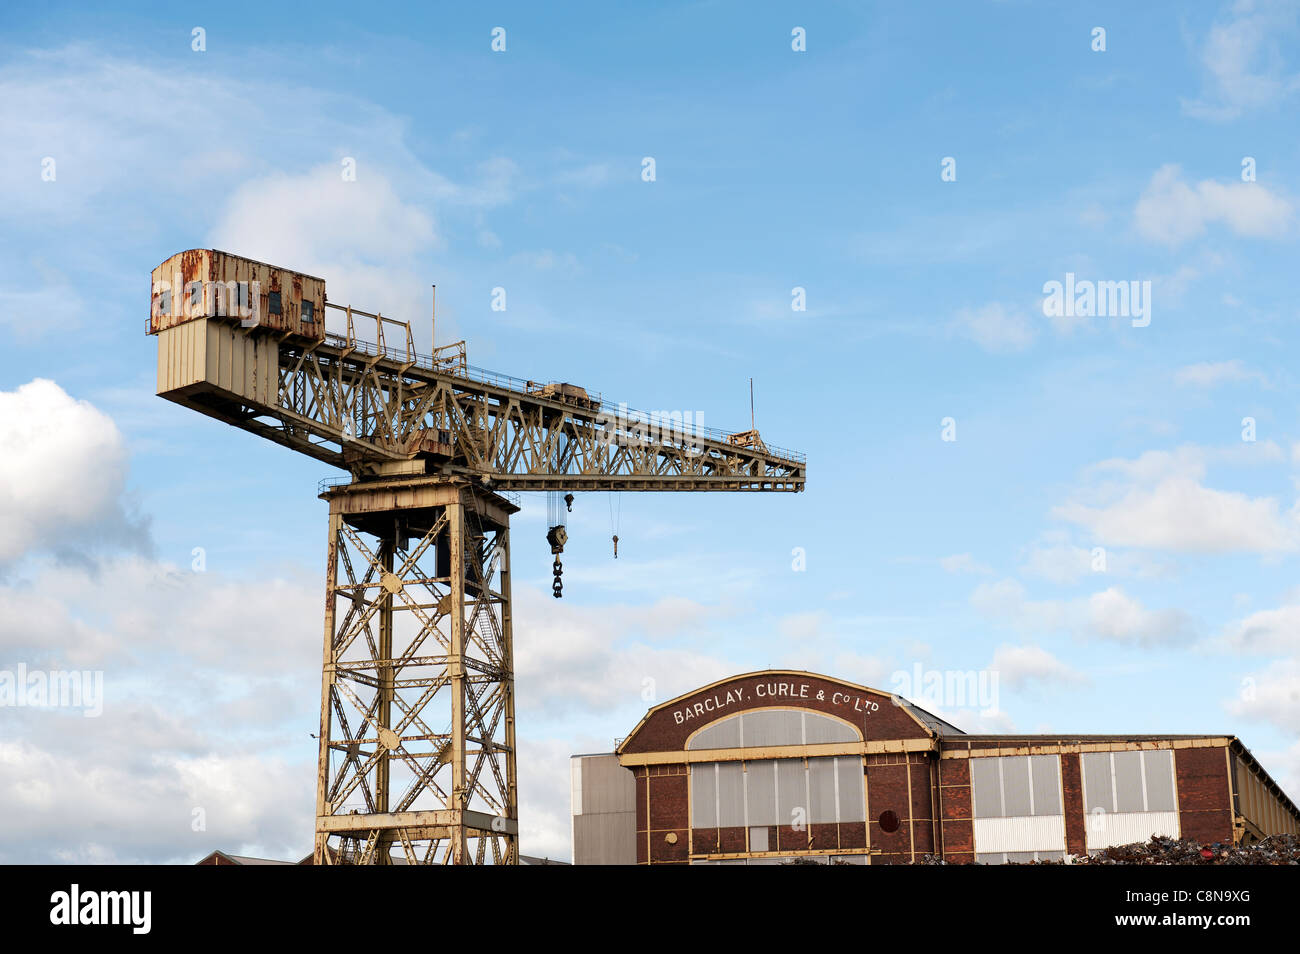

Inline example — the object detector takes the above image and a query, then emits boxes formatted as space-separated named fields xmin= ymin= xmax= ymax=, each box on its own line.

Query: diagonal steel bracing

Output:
xmin=314 ymin=478 xmax=518 ymax=864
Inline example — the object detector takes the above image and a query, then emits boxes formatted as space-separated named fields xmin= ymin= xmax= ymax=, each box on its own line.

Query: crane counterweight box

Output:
xmin=148 ymin=249 xmax=325 ymax=409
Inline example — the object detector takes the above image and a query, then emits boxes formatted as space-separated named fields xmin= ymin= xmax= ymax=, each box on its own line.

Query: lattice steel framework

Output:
xmin=313 ymin=479 xmax=518 ymax=864
xmin=148 ymin=251 xmax=806 ymax=866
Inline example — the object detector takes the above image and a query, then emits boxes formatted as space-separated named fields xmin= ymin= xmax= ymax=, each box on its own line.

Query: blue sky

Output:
xmin=1 ymin=1 xmax=1299 ymax=862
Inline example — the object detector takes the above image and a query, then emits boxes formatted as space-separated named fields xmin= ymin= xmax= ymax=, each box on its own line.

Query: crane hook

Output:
xmin=552 ymin=557 xmax=563 ymax=598
xmin=612 ymin=534 xmax=619 ymax=559
xmin=564 ymin=492 xmax=574 ymax=512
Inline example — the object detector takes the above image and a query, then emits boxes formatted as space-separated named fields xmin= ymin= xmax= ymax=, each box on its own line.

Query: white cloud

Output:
xmin=1174 ymin=359 xmax=1267 ymax=388
xmin=0 ymin=379 xmax=147 ymax=564
xmin=1020 ymin=541 xmax=1096 ymax=584
xmin=1056 ymin=477 xmax=1298 ymax=554
xmin=951 ymin=302 xmax=1036 ymax=353
xmin=989 ymin=644 xmax=1085 ymax=690
xmin=1222 ymin=603 xmax=1300 ymax=653
xmin=1085 ymin=586 xmax=1195 ymax=646
xmin=1053 ymin=446 xmax=1299 ymax=554
xmin=208 ymin=164 xmax=439 ymax=339
xmin=1182 ymin=0 xmax=1300 ymax=120
xmin=1135 ymin=164 xmax=1292 ymax=246
xmin=513 ymin=588 xmax=736 ymax=718
xmin=1226 ymin=658 xmax=1300 ymax=735
xmin=971 ymin=579 xmax=1194 ymax=646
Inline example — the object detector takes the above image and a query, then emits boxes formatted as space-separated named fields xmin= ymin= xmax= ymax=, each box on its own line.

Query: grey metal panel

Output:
xmin=808 ymin=757 xmax=838 ymax=824
xmin=1031 ymin=755 xmax=1061 ymax=816
xmin=1114 ymin=750 xmax=1144 ymax=813
xmin=803 ymin=712 xmax=859 ymax=744
xmin=691 ymin=763 xmax=717 ymax=828
xmin=1082 ymin=752 xmax=1114 ymax=813
xmin=1002 ymin=756 xmax=1032 ymax=817
xmin=777 ymin=758 xmax=805 ymax=824
xmin=832 ymin=854 xmax=868 ymax=865
xmin=1006 ymin=851 xmax=1035 ymax=863
xmin=1144 ymin=750 xmax=1176 ymax=812
xmin=572 ymin=811 xmax=637 ymax=865
xmin=688 ymin=714 xmax=742 ymax=750
xmin=746 ymin=760 xmax=777 ymax=827
xmin=749 ymin=826 xmax=769 ymax=852
xmin=975 ymin=852 xmax=1004 ymax=865
xmin=578 ymin=754 xmax=636 ymax=815
xmin=972 ymin=757 xmax=1002 ymax=818
xmin=743 ymin=710 xmax=803 ymax=747
xmin=836 ymin=757 xmax=865 ymax=822
xmin=717 ymin=761 xmax=745 ymax=827
xmin=1036 ymin=850 xmax=1064 ymax=862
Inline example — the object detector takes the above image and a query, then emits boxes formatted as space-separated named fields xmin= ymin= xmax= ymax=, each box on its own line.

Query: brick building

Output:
xmin=570 ymin=670 xmax=1300 ymax=865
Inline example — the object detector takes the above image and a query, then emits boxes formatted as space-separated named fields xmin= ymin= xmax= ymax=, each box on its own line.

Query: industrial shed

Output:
xmin=571 ymin=670 xmax=1300 ymax=865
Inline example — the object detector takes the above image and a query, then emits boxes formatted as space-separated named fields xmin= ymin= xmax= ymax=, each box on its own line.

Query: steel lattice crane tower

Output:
xmin=148 ymin=249 xmax=806 ymax=864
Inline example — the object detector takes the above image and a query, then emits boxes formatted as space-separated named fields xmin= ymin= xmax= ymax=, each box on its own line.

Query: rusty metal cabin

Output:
xmin=149 ymin=249 xmax=325 ymax=340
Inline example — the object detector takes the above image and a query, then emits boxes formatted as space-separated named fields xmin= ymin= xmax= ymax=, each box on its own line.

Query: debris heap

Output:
xmin=915 ymin=834 xmax=1300 ymax=865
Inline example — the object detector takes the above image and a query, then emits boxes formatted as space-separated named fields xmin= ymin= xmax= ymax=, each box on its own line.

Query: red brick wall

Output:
xmin=938 ymin=758 xmax=973 ymax=864
xmin=1061 ymin=752 xmax=1086 ymax=855
xmin=865 ymin=752 xmax=936 ymax=863
xmin=643 ymin=764 xmax=689 ymax=864
xmin=1177 ymin=746 xmax=1233 ymax=844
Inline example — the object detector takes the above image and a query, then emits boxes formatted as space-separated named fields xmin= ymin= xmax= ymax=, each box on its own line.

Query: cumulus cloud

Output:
xmin=1135 ymin=164 xmax=1292 ymax=246
xmin=1053 ymin=446 xmax=1300 ymax=554
xmin=988 ymin=644 xmax=1085 ymax=690
xmin=1085 ymin=587 xmax=1195 ymax=646
xmin=0 ymin=379 xmax=148 ymax=565
xmin=1226 ymin=658 xmax=1300 ymax=735
xmin=512 ymin=588 xmax=737 ymax=718
xmin=1222 ymin=603 xmax=1300 ymax=653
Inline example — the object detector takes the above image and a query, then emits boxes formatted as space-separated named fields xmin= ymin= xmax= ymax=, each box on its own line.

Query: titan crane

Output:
xmin=148 ymin=249 xmax=806 ymax=865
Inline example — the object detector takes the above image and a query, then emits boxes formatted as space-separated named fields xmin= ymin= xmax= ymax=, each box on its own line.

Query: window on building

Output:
xmin=687 ymin=710 xmax=859 ymax=750
xmin=690 ymin=755 xmax=864 ymax=830
xmin=1081 ymin=749 xmax=1176 ymax=814
xmin=972 ymin=754 xmax=1062 ymax=818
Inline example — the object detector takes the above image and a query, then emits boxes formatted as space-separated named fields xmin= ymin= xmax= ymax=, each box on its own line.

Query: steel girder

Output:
xmin=313 ymin=479 xmax=518 ymax=865
xmin=222 ymin=332 xmax=806 ymax=491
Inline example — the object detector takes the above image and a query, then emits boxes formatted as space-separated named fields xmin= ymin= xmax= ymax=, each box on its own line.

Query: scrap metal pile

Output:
xmin=916 ymin=833 xmax=1300 ymax=865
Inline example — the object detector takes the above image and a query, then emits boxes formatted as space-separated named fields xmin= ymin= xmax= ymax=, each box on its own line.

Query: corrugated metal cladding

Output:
xmin=971 ymin=755 xmax=1067 ymax=862
xmin=570 ymin=755 xmax=636 ymax=865
xmin=691 ymin=756 xmax=864 ymax=828
xmin=149 ymin=249 xmax=325 ymax=342
xmin=1081 ymin=749 xmax=1180 ymax=851
xmin=1236 ymin=756 xmax=1300 ymax=836
xmin=155 ymin=320 xmax=274 ymax=406
xmin=686 ymin=709 xmax=859 ymax=749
